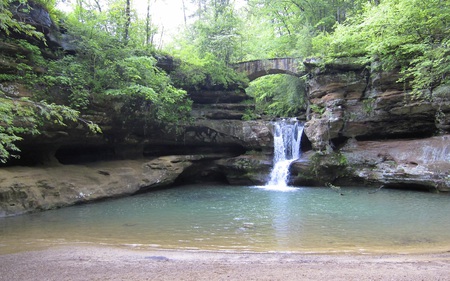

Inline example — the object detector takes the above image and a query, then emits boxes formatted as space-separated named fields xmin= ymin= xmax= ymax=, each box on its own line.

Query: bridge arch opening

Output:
xmin=233 ymin=58 xmax=305 ymax=82
xmin=247 ymin=69 xmax=300 ymax=81
xmin=245 ymin=73 xmax=307 ymax=118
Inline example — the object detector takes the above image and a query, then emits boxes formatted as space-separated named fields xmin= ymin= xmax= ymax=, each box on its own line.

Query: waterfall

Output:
xmin=266 ymin=119 xmax=303 ymax=188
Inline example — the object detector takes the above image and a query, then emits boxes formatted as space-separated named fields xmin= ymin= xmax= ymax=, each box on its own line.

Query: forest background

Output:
xmin=0 ymin=0 xmax=449 ymax=163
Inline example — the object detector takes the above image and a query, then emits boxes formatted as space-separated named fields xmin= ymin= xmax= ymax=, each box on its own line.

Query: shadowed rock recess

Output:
xmin=1 ymin=9 xmax=449 ymax=216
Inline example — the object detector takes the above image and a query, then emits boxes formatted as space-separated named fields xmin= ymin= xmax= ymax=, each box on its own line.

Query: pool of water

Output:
xmin=1 ymin=184 xmax=450 ymax=254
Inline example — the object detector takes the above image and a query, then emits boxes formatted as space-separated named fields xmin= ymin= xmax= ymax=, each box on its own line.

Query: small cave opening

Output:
xmin=55 ymin=145 xmax=117 ymax=165
xmin=300 ymin=131 xmax=312 ymax=152
xmin=143 ymin=144 xmax=246 ymax=157
xmin=330 ymin=135 xmax=349 ymax=150
xmin=173 ymin=162 xmax=230 ymax=186
xmin=382 ymin=183 xmax=436 ymax=193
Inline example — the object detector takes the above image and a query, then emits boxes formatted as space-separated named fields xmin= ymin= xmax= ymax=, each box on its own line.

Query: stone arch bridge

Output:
xmin=233 ymin=58 xmax=306 ymax=81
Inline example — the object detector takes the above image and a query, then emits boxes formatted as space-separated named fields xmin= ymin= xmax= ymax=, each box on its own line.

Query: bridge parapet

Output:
xmin=233 ymin=58 xmax=305 ymax=81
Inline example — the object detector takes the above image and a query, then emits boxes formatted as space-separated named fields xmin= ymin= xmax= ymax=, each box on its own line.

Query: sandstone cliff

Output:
xmin=293 ymin=58 xmax=450 ymax=192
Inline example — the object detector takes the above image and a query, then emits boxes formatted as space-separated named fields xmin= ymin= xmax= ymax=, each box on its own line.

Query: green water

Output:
xmin=1 ymin=184 xmax=450 ymax=254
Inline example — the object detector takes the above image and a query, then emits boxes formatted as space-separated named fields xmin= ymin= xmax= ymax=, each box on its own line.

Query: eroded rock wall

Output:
xmin=296 ymin=58 xmax=450 ymax=191
xmin=303 ymin=58 xmax=449 ymax=150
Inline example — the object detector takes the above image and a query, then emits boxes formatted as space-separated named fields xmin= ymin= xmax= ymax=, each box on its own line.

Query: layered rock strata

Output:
xmin=295 ymin=58 xmax=450 ymax=191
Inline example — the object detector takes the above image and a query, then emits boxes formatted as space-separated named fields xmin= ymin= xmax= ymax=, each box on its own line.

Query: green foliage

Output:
xmin=0 ymin=0 xmax=200 ymax=165
xmin=241 ymin=109 xmax=259 ymax=121
xmin=333 ymin=152 xmax=348 ymax=166
xmin=188 ymin=0 xmax=243 ymax=64
xmin=246 ymin=74 xmax=306 ymax=117
xmin=20 ymin=15 xmax=193 ymax=125
xmin=313 ymin=0 xmax=450 ymax=95
xmin=362 ymin=98 xmax=376 ymax=114
xmin=0 ymin=0 xmax=45 ymax=40
xmin=67 ymin=0 xmax=140 ymax=45
xmin=166 ymin=1 xmax=249 ymax=90
xmin=44 ymin=56 xmax=91 ymax=110
xmin=241 ymin=0 xmax=368 ymax=59
xmin=93 ymin=52 xmax=192 ymax=123
xmin=309 ymin=104 xmax=325 ymax=115
xmin=169 ymin=45 xmax=248 ymax=90
xmin=0 ymin=0 xmax=193 ymax=164
xmin=0 ymin=38 xmax=45 ymax=85
xmin=0 ymin=86 xmax=84 ymax=163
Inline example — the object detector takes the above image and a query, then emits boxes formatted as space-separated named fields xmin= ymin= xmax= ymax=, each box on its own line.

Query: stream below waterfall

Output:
xmin=1 ymin=184 xmax=450 ymax=254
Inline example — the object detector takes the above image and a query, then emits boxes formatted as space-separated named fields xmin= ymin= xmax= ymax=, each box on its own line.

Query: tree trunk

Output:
xmin=76 ymin=0 xmax=83 ymax=20
xmin=145 ymin=0 xmax=152 ymax=45
xmin=182 ymin=0 xmax=187 ymax=26
xmin=123 ymin=0 xmax=131 ymax=44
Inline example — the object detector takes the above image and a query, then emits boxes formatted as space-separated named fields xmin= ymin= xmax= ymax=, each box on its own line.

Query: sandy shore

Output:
xmin=1 ymin=245 xmax=450 ymax=281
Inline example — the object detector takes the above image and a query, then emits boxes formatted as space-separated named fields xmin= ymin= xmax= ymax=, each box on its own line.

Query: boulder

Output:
xmin=216 ymin=154 xmax=272 ymax=185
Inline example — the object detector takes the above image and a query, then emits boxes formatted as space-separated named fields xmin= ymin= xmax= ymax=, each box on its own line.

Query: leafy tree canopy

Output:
xmin=312 ymin=0 xmax=450 ymax=95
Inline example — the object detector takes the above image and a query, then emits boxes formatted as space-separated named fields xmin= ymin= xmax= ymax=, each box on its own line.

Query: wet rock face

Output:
xmin=11 ymin=1 xmax=53 ymax=33
xmin=9 ymin=1 xmax=76 ymax=52
xmin=291 ymin=135 xmax=450 ymax=192
xmin=342 ymin=136 xmax=450 ymax=191
xmin=303 ymin=59 xmax=448 ymax=151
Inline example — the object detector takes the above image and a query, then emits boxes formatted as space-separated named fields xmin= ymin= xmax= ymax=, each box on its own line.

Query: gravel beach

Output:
xmin=1 ymin=245 xmax=450 ymax=280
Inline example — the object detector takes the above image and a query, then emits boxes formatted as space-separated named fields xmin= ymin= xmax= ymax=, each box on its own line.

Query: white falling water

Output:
xmin=266 ymin=119 xmax=303 ymax=189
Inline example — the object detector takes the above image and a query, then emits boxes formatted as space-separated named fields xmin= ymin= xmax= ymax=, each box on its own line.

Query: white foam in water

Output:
xmin=254 ymin=184 xmax=298 ymax=192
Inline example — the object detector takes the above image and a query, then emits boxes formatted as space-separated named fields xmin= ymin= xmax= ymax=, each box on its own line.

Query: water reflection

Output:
xmin=270 ymin=189 xmax=297 ymax=248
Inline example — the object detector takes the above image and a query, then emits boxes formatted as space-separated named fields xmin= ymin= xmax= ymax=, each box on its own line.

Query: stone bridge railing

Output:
xmin=233 ymin=58 xmax=305 ymax=81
